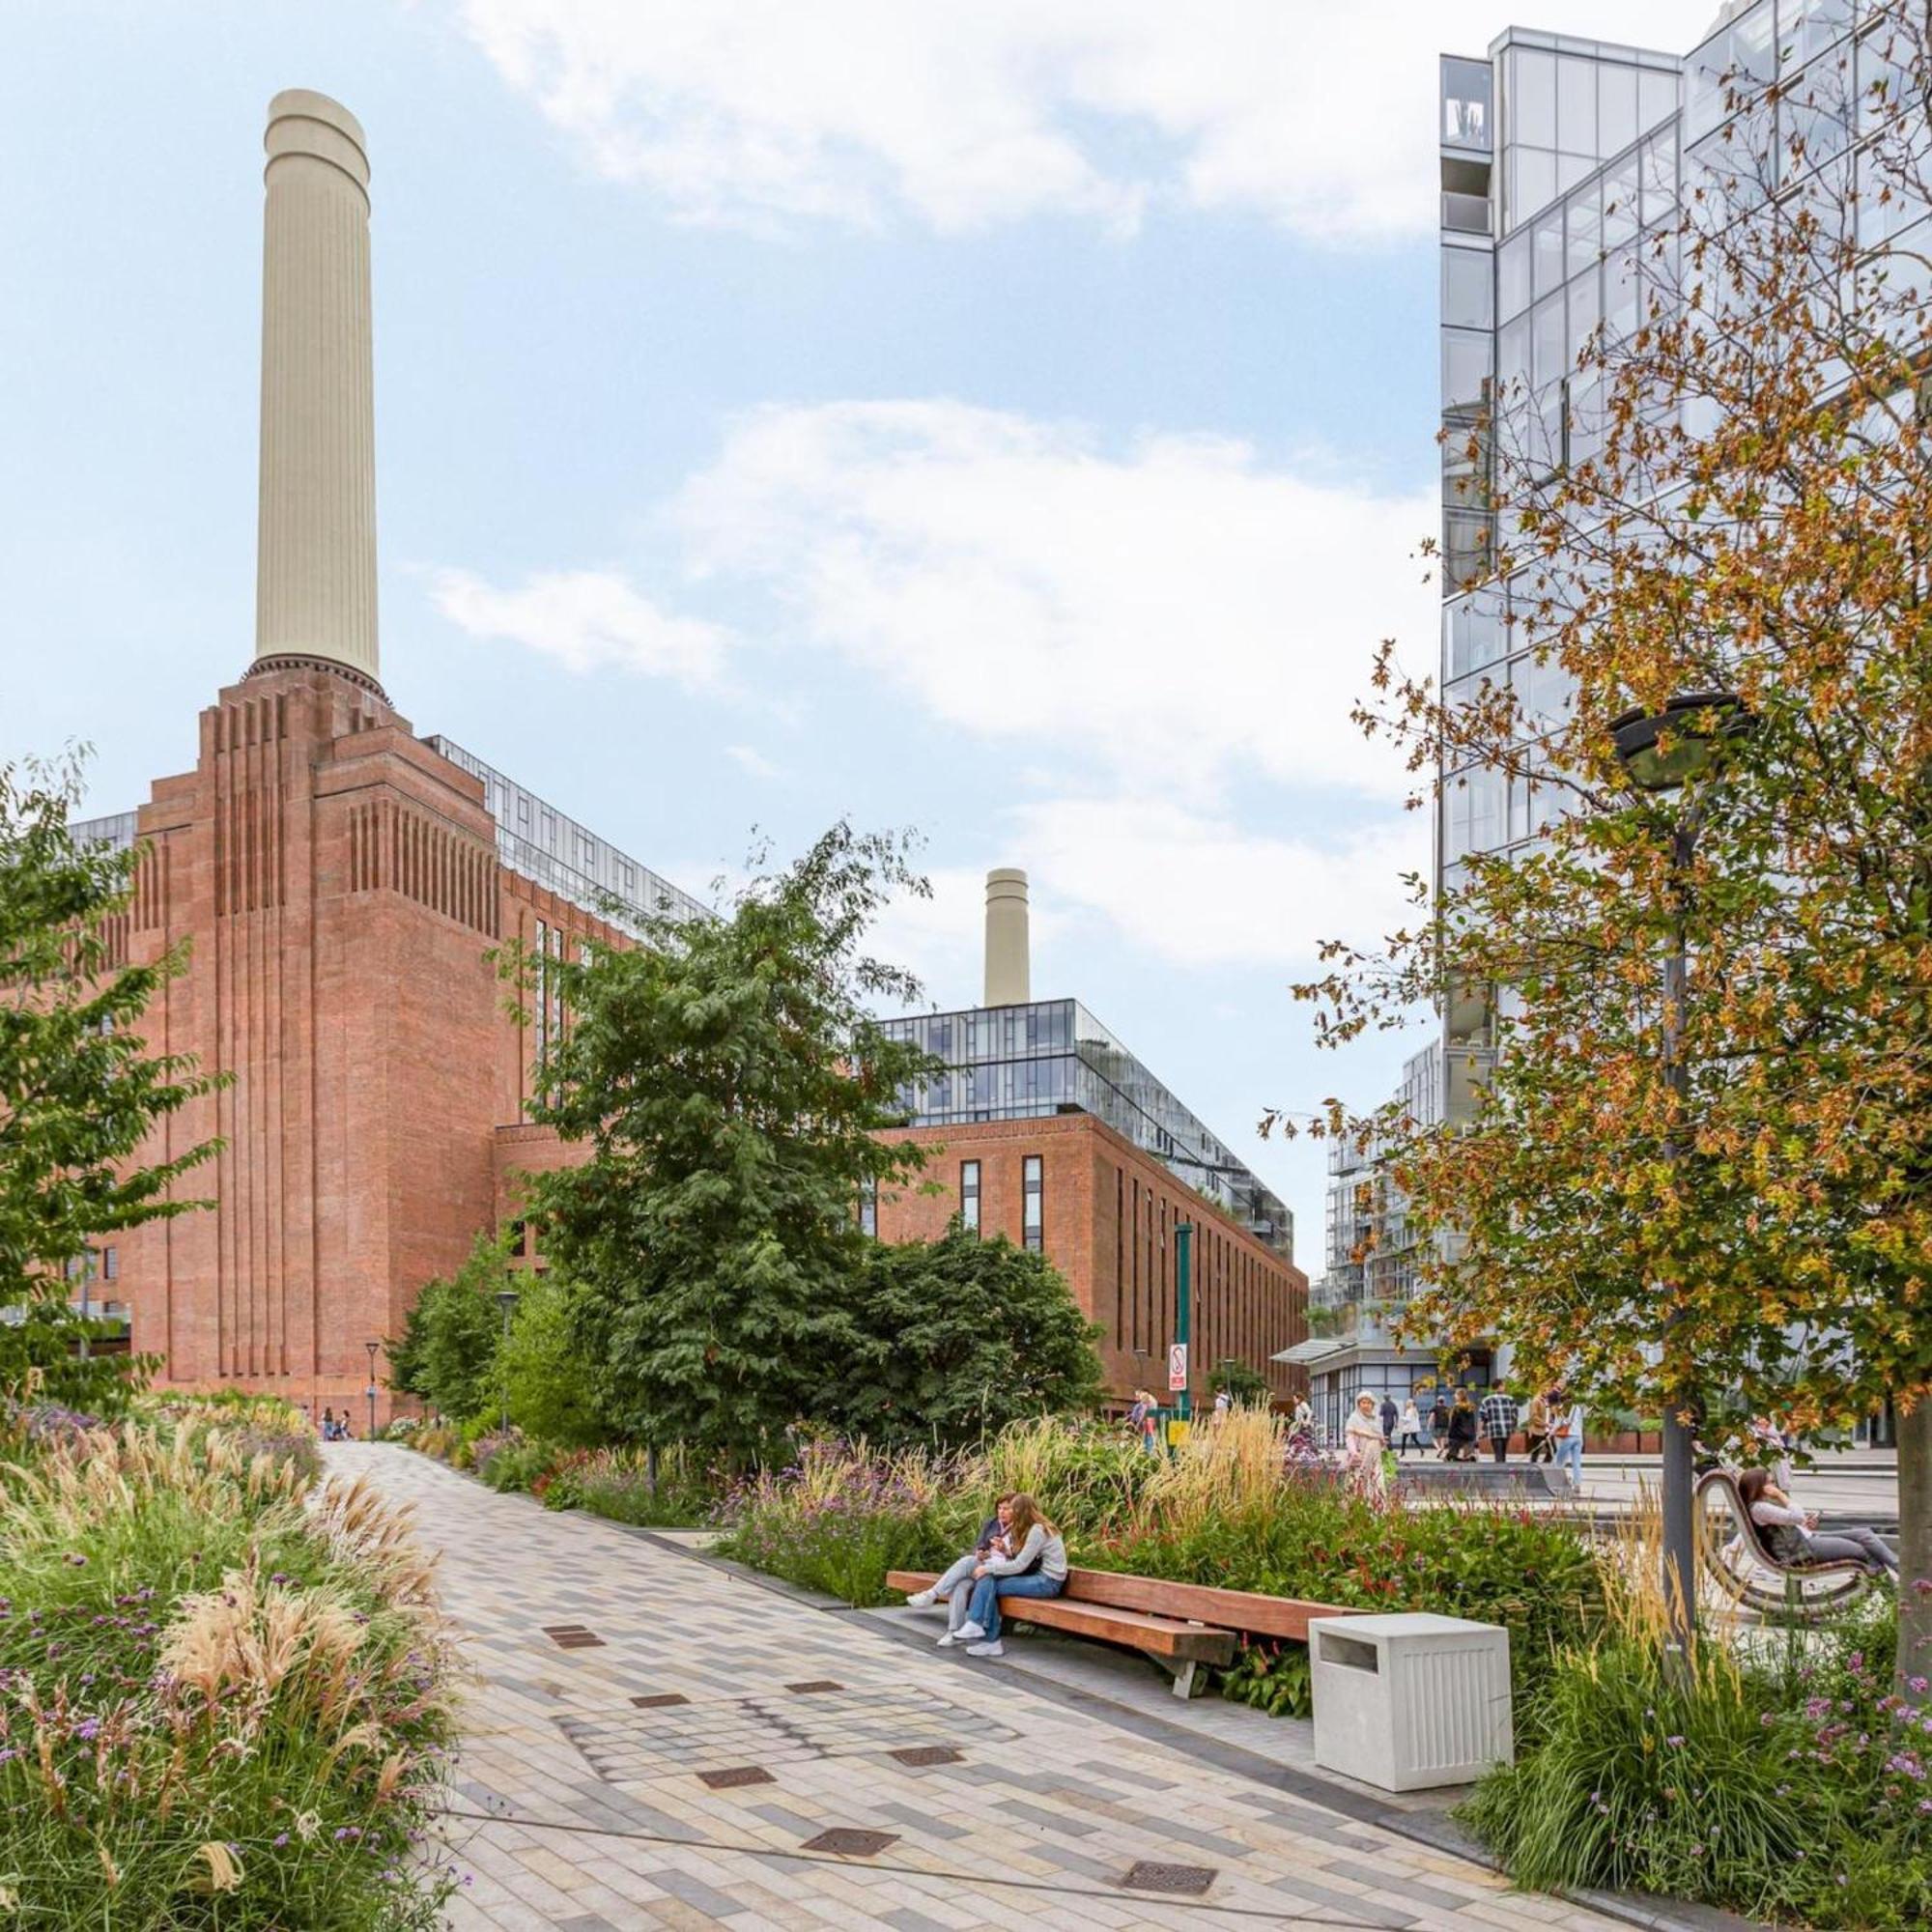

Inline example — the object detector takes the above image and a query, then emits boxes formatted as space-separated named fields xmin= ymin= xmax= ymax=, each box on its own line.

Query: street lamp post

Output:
xmin=1608 ymin=690 xmax=1750 ymax=1671
xmin=495 ymin=1288 xmax=520 ymax=1435
xmin=364 ymin=1340 xmax=380 ymax=1441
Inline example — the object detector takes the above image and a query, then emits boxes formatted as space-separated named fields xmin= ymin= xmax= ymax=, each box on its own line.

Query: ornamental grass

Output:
xmin=0 ymin=1415 xmax=460 ymax=1928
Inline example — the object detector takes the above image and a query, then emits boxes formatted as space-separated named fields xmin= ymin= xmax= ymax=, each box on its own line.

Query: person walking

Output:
xmin=1478 ymin=1384 xmax=1519 ymax=1464
xmin=1378 ymin=1393 xmax=1399 ymax=1448
xmin=1396 ymin=1397 xmax=1424 ymax=1458
xmin=1551 ymin=1389 xmax=1585 ymax=1489
xmin=1523 ymin=1390 xmax=1554 ymax=1464
xmin=952 ymin=1494 xmax=1067 ymax=1658
xmin=1128 ymin=1390 xmax=1161 ymax=1458
xmin=1445 ymin=1388 xmax=1478 ymax=1462
xmin=1430 ymin=1390 xmax=1452 ymax=1451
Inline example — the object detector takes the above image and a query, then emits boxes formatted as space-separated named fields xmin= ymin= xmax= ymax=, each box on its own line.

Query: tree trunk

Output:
xmin=1898 ymin=1397 xmax=1932 ymax=1700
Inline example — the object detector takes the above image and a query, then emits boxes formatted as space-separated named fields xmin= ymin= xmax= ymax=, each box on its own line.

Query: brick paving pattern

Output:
xmin=340 ymin=1444 xmax=1629 ymax=1931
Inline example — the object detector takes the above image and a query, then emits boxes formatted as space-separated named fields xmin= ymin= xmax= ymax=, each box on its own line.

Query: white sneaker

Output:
xmin=965 ymin=1640 xmax=1005 ymax=1658
xmin=935 ymin=1630 xmax=960 ymax=1647
xmin=904 ymin=1590 xmax=936 ymax=1608
xmin=954 ymin=1622 xmax=986 ymax=1641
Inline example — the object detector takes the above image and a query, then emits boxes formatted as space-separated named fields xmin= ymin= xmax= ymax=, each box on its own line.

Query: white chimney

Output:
xmin=983 ymin=868 xmax=1030 ymax=1007
xmin=253 ymin=91 xmax=381 ymax=692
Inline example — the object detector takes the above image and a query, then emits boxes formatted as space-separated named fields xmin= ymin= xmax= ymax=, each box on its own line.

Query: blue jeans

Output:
xmin=965 ymin=1569 xmax=1064 ymax=1640
xmin=1555 ymin=1435 xmax=1583 ymax=1484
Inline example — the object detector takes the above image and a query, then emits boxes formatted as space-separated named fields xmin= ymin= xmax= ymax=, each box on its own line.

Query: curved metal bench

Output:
xmin=1694 ymin=1468 xmax=1876 ymax=1622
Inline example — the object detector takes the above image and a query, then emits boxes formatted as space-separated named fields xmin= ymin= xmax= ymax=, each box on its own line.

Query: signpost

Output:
xmin=1173 ymin=1221 xmax=1194 ymax=1435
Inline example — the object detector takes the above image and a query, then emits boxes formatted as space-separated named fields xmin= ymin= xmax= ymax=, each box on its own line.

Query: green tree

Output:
xmin=388 ymin=1229 xmax=511 ymax=1423
xmin=1208 ymin=1357 xmax=1271 ymax=1407
xmin=498 ymin=1271 xmax=602 ymax=1446
xmin=1293 ymin=6 xmax=1932 ymax=1686
xmin=0 ymin=757 xmax=219 ymax=1411
xmin=825 ymin=1226 xmax=1104 ymax=1448
xmin=525 ymin=824 xmax=938 ymax=1465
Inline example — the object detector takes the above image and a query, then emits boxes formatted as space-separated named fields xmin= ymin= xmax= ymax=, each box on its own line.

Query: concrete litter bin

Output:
xmin=1307 ymin=1612 xmax=1513 ymax=1792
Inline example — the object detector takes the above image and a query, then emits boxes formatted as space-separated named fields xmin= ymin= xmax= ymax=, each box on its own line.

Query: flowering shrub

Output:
xmin=1467 ymin=1600 xmax=1931 ymax=1925
xmin=537 ymin=1445 xmax=711 ymax=1526
xmin=714 ymin=1439 xmax=955 ymax=1605
xmin=0 ymin=1419 xmax=459 ymax=1926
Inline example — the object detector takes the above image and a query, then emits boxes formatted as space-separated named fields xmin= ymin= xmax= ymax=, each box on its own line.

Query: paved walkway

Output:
xmin=336 ymin=1444 xmax=1631 ymax=1932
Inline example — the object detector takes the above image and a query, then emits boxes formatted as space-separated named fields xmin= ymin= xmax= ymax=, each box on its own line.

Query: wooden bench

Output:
xmin=885 ymin=1566 xmax=1353 ymax=1698
xmin=1695 ymin=1468 xmax=1877 ymax=1623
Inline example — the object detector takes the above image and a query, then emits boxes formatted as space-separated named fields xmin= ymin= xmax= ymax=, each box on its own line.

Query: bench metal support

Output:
xmin=1155 ymin=1656 xmax=1198 ymax=1700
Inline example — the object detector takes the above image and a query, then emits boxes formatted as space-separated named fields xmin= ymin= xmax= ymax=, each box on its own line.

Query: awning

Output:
xmin=1273 ymin=1338 xmax=1346 ymax=1366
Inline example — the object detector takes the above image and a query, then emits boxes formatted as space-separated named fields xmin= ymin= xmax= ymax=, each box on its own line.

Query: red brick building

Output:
xmin=67 ymin=90 xmax=1305 ymax=1421
xmin=873 ymin=1115 xmax=1306 ymax=1405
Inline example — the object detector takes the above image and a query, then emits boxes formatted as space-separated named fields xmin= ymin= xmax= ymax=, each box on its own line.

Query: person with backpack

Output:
xmin=1127 ymin=1389 xmax=1161 ymax=1457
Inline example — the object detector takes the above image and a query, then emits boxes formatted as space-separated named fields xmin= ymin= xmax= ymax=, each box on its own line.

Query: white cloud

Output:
xmin=455 ymin=0 xmax=1701 ymax=242
xmin=431 ymin=566 xmax=729 ymax=689
xmin=673 ymin=398 xmax=1431 ymax=803
xmin=1014 ymin=796 xmax=1428 ymax=971
xmin=724 ymin=743 xmax=782 ymax=780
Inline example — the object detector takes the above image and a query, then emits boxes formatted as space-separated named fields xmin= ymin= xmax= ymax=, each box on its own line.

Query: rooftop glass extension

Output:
xmin=880 ymin=997 xmax=1293 ymax=1260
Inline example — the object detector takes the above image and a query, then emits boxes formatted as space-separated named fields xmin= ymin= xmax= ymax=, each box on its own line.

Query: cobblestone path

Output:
xmin=339 ymin=1443 xmax=1627 ymax=1932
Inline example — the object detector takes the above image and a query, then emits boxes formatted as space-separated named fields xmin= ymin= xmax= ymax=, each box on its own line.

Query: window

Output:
xmin=1442 ymin=246 xmax=1492 ymax=331
xmin=960 ymin=1160 xmax=980 ymax=1235
xmin=859 ymin=1177 xmax=877 ymax=1238
xmin=1022 ymin=1156 xmax=1043 ymax=1252
xmin=101 ymin=1246 xmax=118 ymax=1282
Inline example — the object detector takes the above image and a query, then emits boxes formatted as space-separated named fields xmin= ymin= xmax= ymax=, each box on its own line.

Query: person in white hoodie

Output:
xmin=948 ymin=1492 xmax=1067 ymax=1660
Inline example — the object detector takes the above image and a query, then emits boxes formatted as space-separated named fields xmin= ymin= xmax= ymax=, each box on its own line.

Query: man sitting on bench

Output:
xmin=905 ymin=1495 xmax=1014 ymax=1641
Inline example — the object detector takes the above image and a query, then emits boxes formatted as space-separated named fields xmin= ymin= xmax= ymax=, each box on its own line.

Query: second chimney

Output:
xmin=984 ymin=868 xmax=1031 ymax=1007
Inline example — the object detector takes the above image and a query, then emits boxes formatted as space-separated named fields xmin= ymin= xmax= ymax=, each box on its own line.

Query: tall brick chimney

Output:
xmin=984 ymin=868 xmax=1031 ymax=1008
xmin=250 ymin=91 xmax=382 ymax=696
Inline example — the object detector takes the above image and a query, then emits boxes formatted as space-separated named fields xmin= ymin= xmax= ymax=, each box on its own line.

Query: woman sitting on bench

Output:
xmin=1738 ymin=1466 xmax=1898 ymax=1577
xmin=951 ymin=1493 xmax=1066 ymax=1660
xmin=909 ymin=1494 xmax=1014 ymax=1640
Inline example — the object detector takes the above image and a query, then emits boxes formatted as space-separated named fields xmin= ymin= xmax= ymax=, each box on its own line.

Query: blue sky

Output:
xmin=1 ymin=0 xmax=1694 ymax=1266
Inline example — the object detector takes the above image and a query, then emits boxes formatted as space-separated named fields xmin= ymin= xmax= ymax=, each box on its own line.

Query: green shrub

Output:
xmin=0 ymin=1422 xmax=457 ymax=1927
xmin=539 ymin=1446 xmax=713 ymax=1526
xmin=1465 ymin=1605 xmax=1932 ymax=1928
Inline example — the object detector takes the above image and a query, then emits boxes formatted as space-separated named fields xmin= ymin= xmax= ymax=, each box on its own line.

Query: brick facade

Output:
xmin=872 ymin=1115 xmax=1307 ymax=1405
xmin=103 ymin=662 xmax=1303 ymax=1421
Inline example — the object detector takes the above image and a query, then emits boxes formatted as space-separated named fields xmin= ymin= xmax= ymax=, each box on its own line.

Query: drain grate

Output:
xmin=802 ymin=1828 xmax=899 ymax=1858
xmin=542 ymin=1625 xmax=606 ymax=1650
xmin=785 ymin=1679 xmax=843 ymax=1694
xmin=1122 ymin=1861 xmax=1217 ymax=1897
xmin=889 ymin=1746 xmax=962 ymax=1767
xmin=698 ymin=1765 xmax=775 ymax=1790
xmin=630 ymin=1693 xmax=689 ymax=1709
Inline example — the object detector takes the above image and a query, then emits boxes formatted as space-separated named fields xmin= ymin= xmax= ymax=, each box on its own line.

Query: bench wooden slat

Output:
xmin=884 ymin=1572 xmax=1234 ymax=1662
xmin=1060 ymin=1569 xmax=1344 ymax=1642
xmin=885 ymin=1567 xmax=1350 ymax=1644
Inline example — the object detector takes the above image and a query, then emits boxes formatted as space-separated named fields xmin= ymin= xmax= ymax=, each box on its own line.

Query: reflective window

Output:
xmin=1498 ymin=230 xmax=1532 ymax=318
xmin=1600 ymin=62 xmax=1638 ymax=156
xmin=1445 ymin=586 xmax=1506 ymax=679
xmin=1443 ymin=766 xmax=1507 ymax=863
xmin=1022 ymin=1156 xmax=1044 ymax=1252
xmin=1687 ymin=0 xmax=1776 ymax=141
xmin=1785 ymin=0 xmax=1853 ymax=72
xmin=1497 ymin=312 xmax=1531 ymax=397
xmin=1532 ymin=293 xmax=1567 ymax=386
xmin=1557 ymin=57 xmax=1598 ymax=156
xmin=961 ymin=1159 xmax=980 ymax=1234
xmin=1533 ymin=206 xmax=1566 ymax=297
xmin=1512 ymin=148 xmax=1558 ymax=227
xmin=1442 ymin=55 xmax=1493 ymax=150
xmin=1566 ymin=183 xmax=1601 ymax=275
xmin=1511 ymin=48 xmax=1558 ymax=148
xmin=1442 ymin=327 xmax=1492 ymax=411
xmin=1641 ymin=126 xmax=1679 ymax=227
xmin=1442 ymin=246 xmax=1493 ymax=330
xmin=860 ymin=1177 xmax=877 ymax=1238
xmin=1604 ymin=154 xmax=1640 ymax=247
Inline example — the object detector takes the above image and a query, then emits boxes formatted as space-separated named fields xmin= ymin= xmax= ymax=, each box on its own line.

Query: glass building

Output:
xmin=879 ymin=998 xmax=1293 ymax=1260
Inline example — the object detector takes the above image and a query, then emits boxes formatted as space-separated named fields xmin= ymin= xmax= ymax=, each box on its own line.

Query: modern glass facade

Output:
xmin=71 ymin=810 xmax=138 ymax=853
xmin=424 ymin=736 xmax=707 ymax=936
xmin=880 ymin=998 xmax=1293 ymax=1260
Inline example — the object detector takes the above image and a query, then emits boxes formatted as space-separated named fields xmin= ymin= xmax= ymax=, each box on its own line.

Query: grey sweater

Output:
xmin=980 ymin=1523 xmax=1067 ymax=1581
